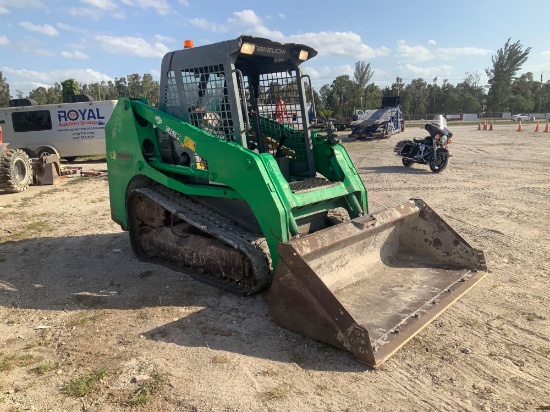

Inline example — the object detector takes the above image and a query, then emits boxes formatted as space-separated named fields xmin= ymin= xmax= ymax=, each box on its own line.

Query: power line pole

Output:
xmin=396 ymin=76 xmax=402 ymax=96
xmin=539 ymin=73 xmax=543 ymax=113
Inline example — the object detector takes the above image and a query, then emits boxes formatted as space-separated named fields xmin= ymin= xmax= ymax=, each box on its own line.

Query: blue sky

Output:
xmin=1 ymin=0 xmax=549 ymax=97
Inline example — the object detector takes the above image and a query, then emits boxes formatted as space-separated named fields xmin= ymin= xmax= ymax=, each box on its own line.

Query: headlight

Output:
xmin=440 ymin=135 xmax=448 ymax=146
xmin=240 ymin=43 xmax=255 ymax=55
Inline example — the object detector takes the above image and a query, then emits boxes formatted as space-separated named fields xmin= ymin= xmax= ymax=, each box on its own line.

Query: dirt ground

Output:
xmin=0 ymin=122 xmax=549 ymax=411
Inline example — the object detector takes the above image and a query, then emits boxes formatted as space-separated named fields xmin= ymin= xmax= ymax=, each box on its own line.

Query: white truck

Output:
xmin=0 ymin=98 xmax=116 ymax=161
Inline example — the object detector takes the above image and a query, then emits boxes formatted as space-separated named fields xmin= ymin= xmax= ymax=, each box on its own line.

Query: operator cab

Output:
xmin=157 ymin=35 xmax=318 ymax=179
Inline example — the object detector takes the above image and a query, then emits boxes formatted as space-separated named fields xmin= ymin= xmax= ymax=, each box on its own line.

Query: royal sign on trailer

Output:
xmin=0 ymin=99 xmax=117 ymax=160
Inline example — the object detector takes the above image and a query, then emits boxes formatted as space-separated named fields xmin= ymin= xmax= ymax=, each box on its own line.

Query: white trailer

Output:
xmin=0 ymin=99 xmax=116 ymax=161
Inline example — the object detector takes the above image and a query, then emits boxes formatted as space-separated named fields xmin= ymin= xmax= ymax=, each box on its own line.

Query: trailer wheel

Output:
xmin=0 ymin=149 xmax=33 ymax=193
xmin=37 ymin=147 xmax=58 ymax=158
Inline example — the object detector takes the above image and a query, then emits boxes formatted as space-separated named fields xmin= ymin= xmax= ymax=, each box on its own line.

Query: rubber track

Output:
xmin=135 ymin=186 xmax=272 ymax=294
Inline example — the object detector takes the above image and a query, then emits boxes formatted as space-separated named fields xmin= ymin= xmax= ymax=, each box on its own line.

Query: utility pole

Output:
xmin=396 ymin=76 xmax=402 ymax=96
xmin=539 ymin=73 xmax=543 ymax=113
xmin=432 ymin=77 xmax=437 ymax=110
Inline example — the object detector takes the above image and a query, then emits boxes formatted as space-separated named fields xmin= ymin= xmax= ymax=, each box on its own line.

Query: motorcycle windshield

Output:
xmin=432 ymin=115 xmax=448 ymax=129
xmin=425 ymin=123 xmax=448 ymax=137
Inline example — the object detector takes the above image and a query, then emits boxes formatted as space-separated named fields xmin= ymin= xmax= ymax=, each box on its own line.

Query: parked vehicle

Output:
xmin=352 ymin=109 xmax=364 ymax=121
xmin=393 ymin=115 xmax=452 ymax=173
xmin=511 ymin=113 xmax=535 ymax=121
xmin=0 ymin=125 xmax=61 ymax=192
xmin=326 ymin=117 xmax=349 ymax=131
xmin=0 ymin=96 xmax=116 ymax=161
xmin=348 ymin=96 xmax=404 ymax=139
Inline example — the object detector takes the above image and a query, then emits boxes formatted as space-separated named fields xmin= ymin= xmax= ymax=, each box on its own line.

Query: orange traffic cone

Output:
xmin=483 ymin=121 xmax=487 ymax=130
xmin=517 ymin=120 xmax=522 ymax=132
xmin=535 ymin=121 xmax=540 ymax=132
xmin=545 ymin=121 xmax=549 ymax=133
xmin=489 ymin=122 xmax=493 ymax=131
xmin=477 ymin=121 xmax=481 ymax=130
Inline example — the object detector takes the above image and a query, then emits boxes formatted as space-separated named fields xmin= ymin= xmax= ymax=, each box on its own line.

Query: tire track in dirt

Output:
xmin=368 ymin=185 xmax=493 ymax=193
xmin=384 ymin=303 xmax=550 ymax=411
xmin=456 ymin=307 xmax=550 ymax=397
xmin=444 ymin=214 xmax=550 ymax=277
xmin=369 ymin=185 xmax=550 ymax=196
xmin=377 ymin=363 xmax=474 ymax=411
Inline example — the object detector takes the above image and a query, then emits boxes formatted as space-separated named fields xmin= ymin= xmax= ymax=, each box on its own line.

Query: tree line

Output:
xmin=0 ymin=74 xmax=160 ymax=108
xmin=316 ymin=39 xmax=549 ymax=120
xmin=1 ymin=39 xmax=547 ymax=120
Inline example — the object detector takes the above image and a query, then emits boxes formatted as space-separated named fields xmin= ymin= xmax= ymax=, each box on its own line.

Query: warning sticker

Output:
xmin=182 ymin=136 xmax=196 ymax=151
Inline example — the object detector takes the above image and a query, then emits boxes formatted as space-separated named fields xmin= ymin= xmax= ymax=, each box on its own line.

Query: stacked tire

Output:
xmin=0 ymin=149 xmax=33 ymax=192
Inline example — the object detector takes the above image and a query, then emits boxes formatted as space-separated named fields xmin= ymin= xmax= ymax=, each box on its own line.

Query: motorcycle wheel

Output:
xmin=402 ymin=158 xmax=414 ymax=167
xmin=429 ymin=153 xmax=449 ymax=173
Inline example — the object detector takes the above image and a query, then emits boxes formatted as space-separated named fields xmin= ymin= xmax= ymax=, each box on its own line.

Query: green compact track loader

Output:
xmin=106 ymin=35 xmax=487 ymax=367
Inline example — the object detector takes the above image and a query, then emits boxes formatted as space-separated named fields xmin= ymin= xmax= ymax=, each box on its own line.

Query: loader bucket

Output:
xmin=267 ymin=199 xmax=487 ymax=367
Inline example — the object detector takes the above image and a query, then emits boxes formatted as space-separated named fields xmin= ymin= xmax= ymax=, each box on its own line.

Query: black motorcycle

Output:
xmin=393 ymin=115 xmax=452 ymax=173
